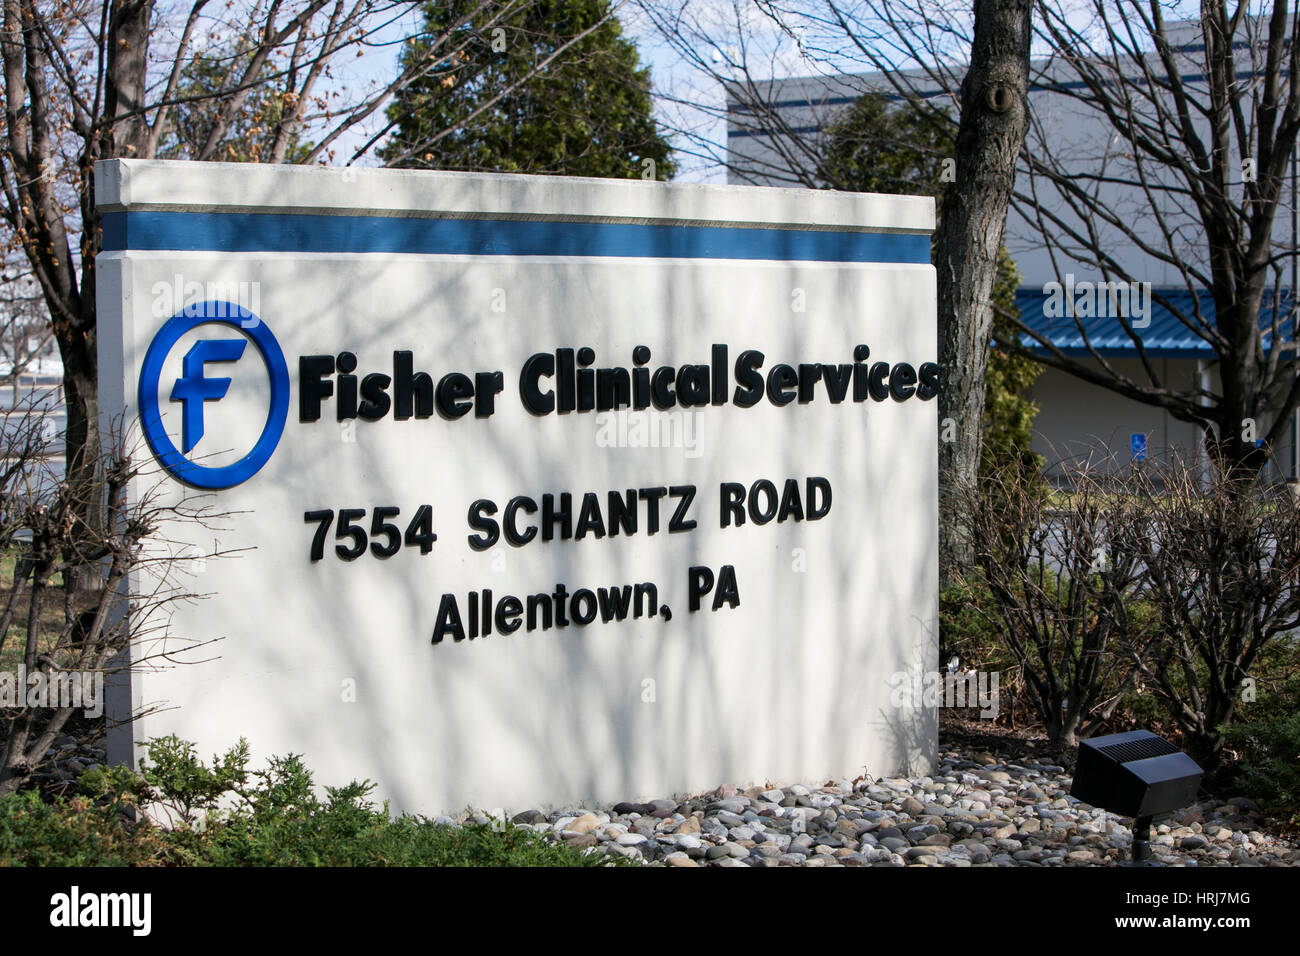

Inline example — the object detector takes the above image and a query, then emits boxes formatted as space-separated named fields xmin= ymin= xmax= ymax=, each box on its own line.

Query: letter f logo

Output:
xmin=170 ymin=339 xmax=247 ymax=453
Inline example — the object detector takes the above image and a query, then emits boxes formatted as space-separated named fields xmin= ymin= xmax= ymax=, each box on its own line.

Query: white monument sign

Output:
xmin=96 ymin=159 xmax=938 ymax=814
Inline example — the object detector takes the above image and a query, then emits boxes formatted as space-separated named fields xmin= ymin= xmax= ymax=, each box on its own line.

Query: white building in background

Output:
xmin=726 ymin=19 xmax=1298 ymax=482
xmin=0 ymin=325 xmax=64 ymax=473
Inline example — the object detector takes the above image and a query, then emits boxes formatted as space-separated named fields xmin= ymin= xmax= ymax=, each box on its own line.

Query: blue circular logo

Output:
xmin=138 ymin=304 xmax=290 ymax=489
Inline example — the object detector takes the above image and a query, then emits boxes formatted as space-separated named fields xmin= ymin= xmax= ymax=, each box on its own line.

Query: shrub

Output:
xmin=950 ymin=442 xmax=1300 ymax=776
xmin=1127 ymin=457 xmax=1300 ymax=771
xmin=959 ymin=454 xmax=1151 ymax=747
xmin=1221 ymin=675 xmax=1300 ymax=826
xmin=939 ymin=576 xmax=1035 ymax=727
xmin=0 ymin=736 xmax=624 ymax=867
xmin=0 ymin=784 xmax=168 ymax=866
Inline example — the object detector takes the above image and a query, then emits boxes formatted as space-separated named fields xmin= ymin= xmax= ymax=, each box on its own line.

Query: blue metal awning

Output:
xmin=1011 ymin=286 xmax=1295 ymax=358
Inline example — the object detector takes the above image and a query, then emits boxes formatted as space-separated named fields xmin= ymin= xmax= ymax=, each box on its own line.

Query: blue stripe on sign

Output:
xmin=99 ymin=211 xmax=932 ymax=263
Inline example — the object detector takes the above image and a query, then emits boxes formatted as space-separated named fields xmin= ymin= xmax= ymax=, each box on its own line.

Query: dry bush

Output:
xmin=959 ymin=450 xmax=1153 ymax=748
xmin=0 ymin=407 xmax=220 ymax=795
xmin=1126 ymin=454 xmax=1300 ymax=771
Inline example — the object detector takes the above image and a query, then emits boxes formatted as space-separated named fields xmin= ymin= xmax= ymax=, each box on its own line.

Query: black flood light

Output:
xmin=1069 ymin=730 xmax=1204 ymax=864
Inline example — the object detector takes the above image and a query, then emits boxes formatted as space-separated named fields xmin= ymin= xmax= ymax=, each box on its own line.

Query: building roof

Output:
xmin=1013 ymin=287 xmax=1296 ymax=359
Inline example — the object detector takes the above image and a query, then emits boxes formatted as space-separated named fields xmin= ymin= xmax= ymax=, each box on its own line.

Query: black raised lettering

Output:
xmin=467 ymin=499 xmax=499 ymax=550
xmin=668 ymin=485 xmax=697 ymax=532
xmin=299 ymin=355 xmax=334 ymax=421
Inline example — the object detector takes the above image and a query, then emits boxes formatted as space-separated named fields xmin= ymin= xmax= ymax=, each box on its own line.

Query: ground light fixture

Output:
xmin=1069 ymin=730 xmax=1204 ymax=865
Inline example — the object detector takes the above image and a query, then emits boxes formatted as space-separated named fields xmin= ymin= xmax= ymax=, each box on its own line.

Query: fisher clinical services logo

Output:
xmin=138 ymin=302 xmax=289 ymax=489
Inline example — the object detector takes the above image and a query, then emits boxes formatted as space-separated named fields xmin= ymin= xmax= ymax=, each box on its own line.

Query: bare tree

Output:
xmin=0 ymin=409 xmax=230 ymax=796
xmin=933 ymin=0 xmax=1032 ymax=583
xmin=635 ymin=1 xmax=1300 ymax=762
xmin=0 ymin=0 xmax=572 ymax=553
xmin=635 ymin=0 xmax=1031 ymax=583
xmin=1003 ymin=3 xmax=1300 ymax=481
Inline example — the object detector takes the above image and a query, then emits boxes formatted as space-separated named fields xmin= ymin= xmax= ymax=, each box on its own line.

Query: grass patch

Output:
xmin=0 ymin=543 xmax=95 ymax=672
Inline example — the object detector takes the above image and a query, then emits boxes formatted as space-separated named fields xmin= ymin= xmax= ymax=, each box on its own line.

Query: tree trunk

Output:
xmin=55 ymin=0 xmax=154 ymax=576
xmin=102 ymin=2 xmax=154 ymax=160
xmin=1187 ymin=729 xmax=1225 ymax=776
xmin=58 ymin=339 xmax=102 ymax=588
xmin=936 ymin=0 xmax=1033 ymax=589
